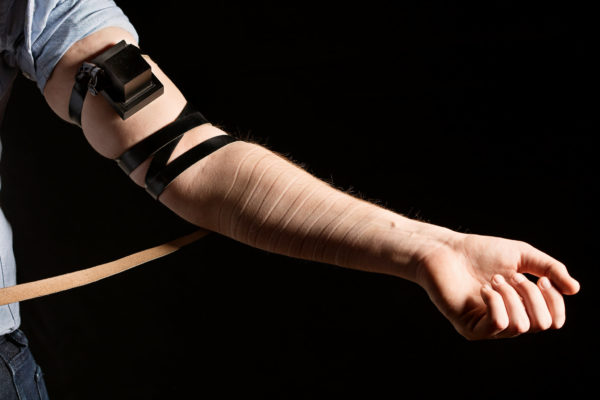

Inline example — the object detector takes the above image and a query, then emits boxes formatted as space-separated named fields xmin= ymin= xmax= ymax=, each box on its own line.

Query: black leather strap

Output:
xmin=115 ymin=103 xmax=208 ymax=175
xmin=114 ymin=102 xmax=238 ymax=200
xmin=145 ymin=134 xmax=182 ymax=184
xmin=145 ymin=135 xmax=238 ymax=200
xmin=68 ymin=62 xmax=103 ymax=127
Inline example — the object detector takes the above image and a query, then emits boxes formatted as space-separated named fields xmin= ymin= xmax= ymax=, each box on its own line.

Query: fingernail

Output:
xmin=512 ymin=273 xmax=526 ymax=284
xmin=540 ymin=277 xmax=551 ymax=289
xmin=483 ymin=283 xmax=492 ymax=291
xmin=493 ymin=274 xmax=505 ymax=285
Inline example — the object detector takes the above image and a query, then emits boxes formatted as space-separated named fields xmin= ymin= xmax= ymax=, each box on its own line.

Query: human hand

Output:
xmin=414 ymin=233 xmax=580 ymax=340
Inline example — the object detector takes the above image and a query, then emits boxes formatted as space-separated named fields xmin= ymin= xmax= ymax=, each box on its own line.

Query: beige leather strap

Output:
xmin=0 ymin=229 xmax=209 ymax=307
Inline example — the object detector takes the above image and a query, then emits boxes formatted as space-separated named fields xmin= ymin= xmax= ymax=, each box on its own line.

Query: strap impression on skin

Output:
xmin=0 ymin=41 xmax=239 ymax=306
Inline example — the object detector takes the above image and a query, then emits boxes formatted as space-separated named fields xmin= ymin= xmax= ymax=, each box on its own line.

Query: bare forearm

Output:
xmin=157 ymin=128 xmax=457 ymax=283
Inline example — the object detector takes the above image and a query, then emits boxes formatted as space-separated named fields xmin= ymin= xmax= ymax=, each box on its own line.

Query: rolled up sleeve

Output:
xmin=17 ymin=0 xmax=139 ymax=92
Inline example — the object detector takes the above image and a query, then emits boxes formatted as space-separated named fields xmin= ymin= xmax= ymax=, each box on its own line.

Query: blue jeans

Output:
xmin=0 ymin=329 xmax=49 ymax=399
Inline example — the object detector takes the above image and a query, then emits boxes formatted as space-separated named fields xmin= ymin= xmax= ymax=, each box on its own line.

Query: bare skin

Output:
xmin=42 ymin=27 xmax=579 ymax=340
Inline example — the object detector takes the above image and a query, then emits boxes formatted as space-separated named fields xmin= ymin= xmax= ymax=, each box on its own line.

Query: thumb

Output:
xmin=518 ymin=244 xmax=580 ymax=295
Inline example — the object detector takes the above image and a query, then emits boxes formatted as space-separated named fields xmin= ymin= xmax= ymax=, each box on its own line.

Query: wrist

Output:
xmin=361 ymin=210 xmax=465 ymax=283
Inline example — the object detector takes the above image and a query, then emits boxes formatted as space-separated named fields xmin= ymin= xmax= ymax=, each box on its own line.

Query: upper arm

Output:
xmin=42 ymin=27 xmax=221 ymax=187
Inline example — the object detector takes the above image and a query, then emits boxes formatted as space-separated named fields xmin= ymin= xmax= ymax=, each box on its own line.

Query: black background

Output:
xmin=0 ymin=1 xmax=596 ymax=398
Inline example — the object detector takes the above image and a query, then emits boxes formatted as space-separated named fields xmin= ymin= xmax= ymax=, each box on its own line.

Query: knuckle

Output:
xmin=555 ymin=262 xmax=568 ymax=277
xmin=546 ymin=261 xmax=568 ymax=281
xmin=514 ymin=319 xmax=530 ymax=334
xmin=530 ymin=316 xmax=552 ymax=332
xmin=555 ymin=260 xmax=567 ymax=272
xmin=494 ymin=317 xmax=509 ymax=332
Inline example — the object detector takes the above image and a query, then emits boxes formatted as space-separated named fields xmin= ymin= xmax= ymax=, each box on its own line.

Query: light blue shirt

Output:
xmin=0 ymin=0 xmax=138 ymax=335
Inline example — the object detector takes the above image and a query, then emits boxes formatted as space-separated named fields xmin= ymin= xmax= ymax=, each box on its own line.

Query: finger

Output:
xmin=474 ymin=284 xmax=509 ymax=339
xmin=538 ymin=277 xmax=566 ymax=329
xmin=518 ymin=244 xmax=580 ymax=295
xmin=511 ymin=273 xmax=552 ymax=332
xmin=491 ymin=274 xmax=530 ymax=336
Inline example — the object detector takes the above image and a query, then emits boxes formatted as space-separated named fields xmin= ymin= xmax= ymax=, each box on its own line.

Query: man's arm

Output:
xmin=43 ymin=27 xmax=579 ymax=340
xmin=42 ymin=27 xmax=436 ymax=280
